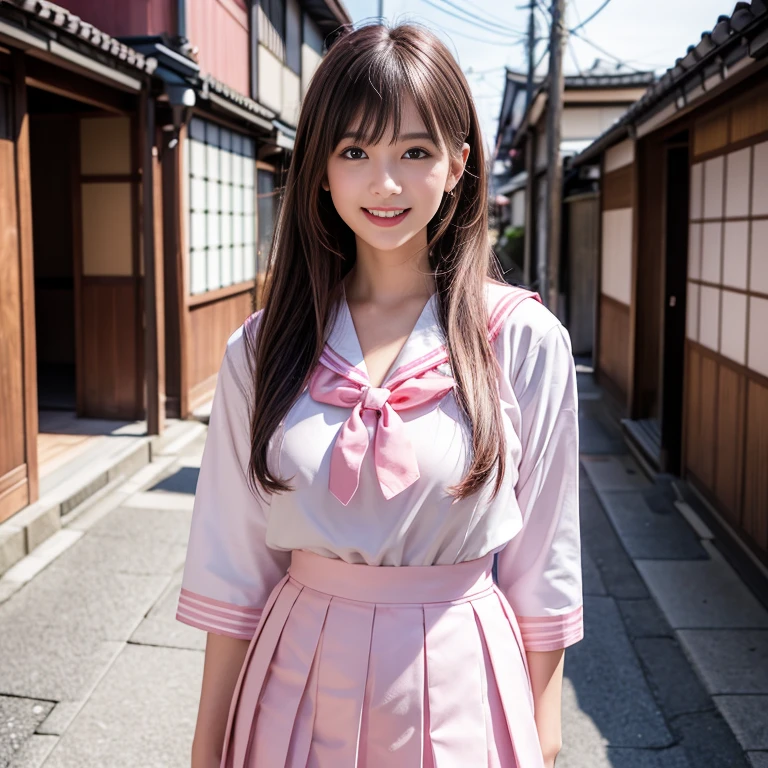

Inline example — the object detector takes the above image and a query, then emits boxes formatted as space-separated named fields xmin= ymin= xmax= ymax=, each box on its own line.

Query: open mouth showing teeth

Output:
xmin=363 ymin=208 xmax=410 ymax=218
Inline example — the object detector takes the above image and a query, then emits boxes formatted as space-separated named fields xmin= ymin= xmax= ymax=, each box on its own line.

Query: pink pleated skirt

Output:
xmin=220 ymin=550 xmax=545 ymax=768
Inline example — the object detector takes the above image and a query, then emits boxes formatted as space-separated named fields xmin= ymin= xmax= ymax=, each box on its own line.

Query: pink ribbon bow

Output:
xmin=309 ymin=360 xmax=456 ymax=505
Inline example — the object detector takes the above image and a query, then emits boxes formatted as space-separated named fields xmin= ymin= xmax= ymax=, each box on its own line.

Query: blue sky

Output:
xmin=339 ymin=0 xmax=737 ymax=155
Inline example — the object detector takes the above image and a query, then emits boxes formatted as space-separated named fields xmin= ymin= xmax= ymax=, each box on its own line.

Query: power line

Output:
xmin=426 ymin=18 xmax=532 ymax=47
xmin=570 ymin=0 xmax=613 ymax=33
xmin=418 ymin=0 xmax=527 ymax=40
xmin=418 ymin=0 xmax=526 ymax=38
xmin=570 ymin=28 xmax=645 ymax=72
xmin=430 ymin=0 xmax=527 ymax=36
xmin=569 ymin=0 xmax=583 ymax=26
xmin=568 ymin=37 xmax=584 ymax=76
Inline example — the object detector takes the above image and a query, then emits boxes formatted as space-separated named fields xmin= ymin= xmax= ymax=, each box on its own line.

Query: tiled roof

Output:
xmin=200 ymin=73 xmax=276 ymax=122
xmin=574 ymin=0 xmax=768 ymax=164
xmin=0 ymin=0 xmax=157 ymax=75
xmin=564 ymin=72 xmax=656 ymax=89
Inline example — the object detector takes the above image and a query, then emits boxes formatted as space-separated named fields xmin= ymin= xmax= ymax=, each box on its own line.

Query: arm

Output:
xmin=192 ymin=634 xmax=250 ymax=767
xmin=526 ymin=649 xmax=565 ymax=768
xmin=176 ymin=320 xmax=291 ymax=764
xmin=494 ymin=314 xmax=583 ymax=765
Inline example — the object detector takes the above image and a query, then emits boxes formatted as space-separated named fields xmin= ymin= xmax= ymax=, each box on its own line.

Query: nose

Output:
xmin=368 ymin=159 xmax=402 ymax=198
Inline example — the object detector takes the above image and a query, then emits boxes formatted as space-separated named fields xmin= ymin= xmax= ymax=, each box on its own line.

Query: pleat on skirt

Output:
xmin=220 ymin=550 xmax=545 ymax=768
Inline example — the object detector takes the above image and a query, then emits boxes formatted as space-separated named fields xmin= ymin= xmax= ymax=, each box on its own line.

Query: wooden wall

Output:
xmin=61 ymin=0 xmax=176 ymax=38
xmin=188 ymin=0 xmax=250 ymax=95
xmin=566 ymin=194 xmax=598 ymax=357
xmin=598 ymin=139 xmax=636 ymax=407
xmin=684 ymin=78 xmax=768 ymax=560
xmin=685 ymin=345 xmax=768 ymax=555
xmin=598 ymin=295 xmax=630 ymax=401
xmin=187 ymin=288 xmax=255 ymax=410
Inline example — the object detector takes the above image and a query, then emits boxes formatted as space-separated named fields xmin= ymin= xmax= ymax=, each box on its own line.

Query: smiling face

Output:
xmin=324 ymin=97 xmax=470 ymax=259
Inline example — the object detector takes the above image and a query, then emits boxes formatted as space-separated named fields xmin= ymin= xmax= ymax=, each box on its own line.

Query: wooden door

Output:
xmin=77 ymin=115 xmax=142 ymax=419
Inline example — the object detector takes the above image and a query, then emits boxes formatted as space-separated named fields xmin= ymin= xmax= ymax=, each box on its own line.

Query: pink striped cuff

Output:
xmin=175 ymin=588 xmax=263 ymax=640
xmin=517 ymin=605 xmax=584 ymax=652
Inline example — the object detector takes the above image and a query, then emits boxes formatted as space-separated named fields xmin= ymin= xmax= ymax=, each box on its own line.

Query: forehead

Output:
xmin=341 ymin=97 xmax=439 ymax=146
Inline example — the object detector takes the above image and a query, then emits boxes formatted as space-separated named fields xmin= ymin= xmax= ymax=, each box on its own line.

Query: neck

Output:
xmin=347 ymin=229 xmax=435 ymax=304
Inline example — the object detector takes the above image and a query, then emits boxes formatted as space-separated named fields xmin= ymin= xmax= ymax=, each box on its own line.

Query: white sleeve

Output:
xmin=496 ymin=315 xmax=584 ymax=652
xmin=175 ymin=319 xmax=291 ymax=639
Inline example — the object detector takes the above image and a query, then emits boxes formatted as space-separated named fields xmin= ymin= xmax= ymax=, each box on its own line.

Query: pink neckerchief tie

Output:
xmin=309 ymin=285 xmax=541 ymax=506
xmin=309 ymin=353 xmax=456 ymax=506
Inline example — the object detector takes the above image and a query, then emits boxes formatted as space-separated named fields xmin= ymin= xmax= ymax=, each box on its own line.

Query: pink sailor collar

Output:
xmin=313 ymin=281 xmax=541 ymax=505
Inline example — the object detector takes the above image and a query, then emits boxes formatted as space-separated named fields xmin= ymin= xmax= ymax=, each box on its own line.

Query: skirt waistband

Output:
xmin=287 ymin=549 xmax=495 ymax=604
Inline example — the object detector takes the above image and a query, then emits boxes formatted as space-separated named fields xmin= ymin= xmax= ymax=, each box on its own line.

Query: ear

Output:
xmin=445 ymin=142 xmax=470 ymax=194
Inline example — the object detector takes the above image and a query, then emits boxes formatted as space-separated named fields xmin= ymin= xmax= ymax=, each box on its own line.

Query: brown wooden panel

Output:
xmin=0 ymin=476 xmax=29 ymax=525
xmin=81 ymin=279 xmax=140 ymax=419
xmin=697 ymin=354 xmax=718 ymax=491
xmin=743 ymin=378 xmax=768 ymax=553
xmin=683 ymin=345 xmax=701 ymax=481
xmin=598 ymin=294 xmax=630 ymax=404
xmin=187 ymin=290 xmax=255 ymax=409
xmin=602 ymin=165 xmax=634 ymax=210
xmin=0 ymin=130 xmax=26 ymax=480
xmin=567 ymin=196 xmax=599 ymax=356
xmin=715 ymin=364 xmax=746 ymax=523
xmin=693 ymin=110 xmax=729 ymax=158
xmin=730 ymin=82 xmax=768 ymax=145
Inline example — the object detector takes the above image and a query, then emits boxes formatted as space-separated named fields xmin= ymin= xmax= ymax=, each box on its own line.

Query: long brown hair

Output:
xmin=248 ymin=22 xmax=508 ymax=501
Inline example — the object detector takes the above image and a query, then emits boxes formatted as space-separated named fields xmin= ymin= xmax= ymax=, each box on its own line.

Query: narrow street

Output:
xmin=0 ymin=370 xmax=762 ymax=768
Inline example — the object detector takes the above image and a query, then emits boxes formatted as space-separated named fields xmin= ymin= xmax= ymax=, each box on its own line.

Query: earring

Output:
xmin=448 ymin=188 xmax=455 ymax=197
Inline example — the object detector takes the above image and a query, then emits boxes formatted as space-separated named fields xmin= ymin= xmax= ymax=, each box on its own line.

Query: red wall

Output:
xmin=187 ymin=0 xmax=250 ymax=95
xmin=64 ymin=0 xmax=176 ymax=37
xmin=66 ymin=0 xmax=251 ymax=96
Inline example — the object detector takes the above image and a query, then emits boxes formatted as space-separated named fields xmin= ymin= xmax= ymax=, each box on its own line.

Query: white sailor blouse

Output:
xmin=176 ymin=280 xmax=584 ymax=653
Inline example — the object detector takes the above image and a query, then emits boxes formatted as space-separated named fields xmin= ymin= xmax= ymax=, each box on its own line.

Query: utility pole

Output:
xmin=522 ymin=0 xmax=537 ymax=285
xmin=526 ymin=0 xmax=536 ymax=107
xmin=543 ymin=0 xmax=566 ymax=315
xmin=378 ymin=0 xmax=383 ymax=19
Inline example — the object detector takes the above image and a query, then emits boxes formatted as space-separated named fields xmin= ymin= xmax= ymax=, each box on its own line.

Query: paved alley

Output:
xmin=0 ymin=371 xmax=765 ymax=767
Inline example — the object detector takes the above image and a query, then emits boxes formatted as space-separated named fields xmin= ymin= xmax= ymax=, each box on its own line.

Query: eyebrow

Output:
xmin=340 ymin=131 xmax=435 ymax=142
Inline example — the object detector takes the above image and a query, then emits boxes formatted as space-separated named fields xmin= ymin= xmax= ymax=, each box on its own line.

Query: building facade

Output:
xmin=493 ymin=68 xmax=653 ymax=354
xmin=0 ymin=0 xmax=349 ymax=525
xmin=573 ymin=0 xmax=768 ymax=571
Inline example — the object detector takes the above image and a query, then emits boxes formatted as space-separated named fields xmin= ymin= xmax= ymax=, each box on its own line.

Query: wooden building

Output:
xmin=572 ymin=0 xmax=768 ymax=570
xmin=493 ymin=68 xmax=653 ymax=354
xmin=65 ymin=0 xmax=350 ymax=418
xmin=0 ymin=1 xmax=160 ymax=524
xmin=0 ymin=0 xmax=349 ymax=526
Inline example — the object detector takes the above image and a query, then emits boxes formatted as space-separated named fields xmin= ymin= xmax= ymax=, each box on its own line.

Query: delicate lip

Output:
xmin=362 ymin=206 xmax=410 ymax=211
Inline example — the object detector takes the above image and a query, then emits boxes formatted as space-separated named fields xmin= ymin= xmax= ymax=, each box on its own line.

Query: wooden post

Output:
xmin=545 ymin=0 xmax=566 ymax=314
xmin=142 ymin=91 xmax=164 ymax=435
xmin=12 ymin=51 xmax=39 ymax=504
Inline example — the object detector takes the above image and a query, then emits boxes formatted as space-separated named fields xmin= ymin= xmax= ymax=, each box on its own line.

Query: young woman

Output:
xmin=177 ymin=22 xmax=583 ymax=768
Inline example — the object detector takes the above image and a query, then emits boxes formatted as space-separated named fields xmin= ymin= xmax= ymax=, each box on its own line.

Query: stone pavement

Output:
xmin=0 ymin=370 xmax=765 ymax=767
